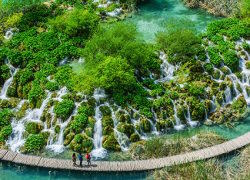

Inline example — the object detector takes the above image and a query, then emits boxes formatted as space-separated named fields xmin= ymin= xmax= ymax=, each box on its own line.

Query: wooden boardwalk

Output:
xmin=1 ymin=132 xmax=250 ymax=172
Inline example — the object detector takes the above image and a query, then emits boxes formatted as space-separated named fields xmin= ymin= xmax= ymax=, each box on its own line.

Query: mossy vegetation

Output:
xmin=0 ymin=0 xmax=249 ymax=159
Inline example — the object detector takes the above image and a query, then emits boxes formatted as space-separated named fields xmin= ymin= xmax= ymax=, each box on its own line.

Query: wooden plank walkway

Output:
xmin=1 ymin=132 xmax=250 ymax=172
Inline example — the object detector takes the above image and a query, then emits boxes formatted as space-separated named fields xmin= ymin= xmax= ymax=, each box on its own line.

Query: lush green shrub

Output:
xmin=0 ymin=65 xmax=11 ymax=85
xmin=49 ymin=8 xmax=99 ymax=38
xmin=54 ymin=99 xmax=75 ymax=120
xmin=70 ymin=113 xmax=88 ymax=133
xmin=25 ymin=122 xmax=43 ymax=134
xmin=207 ymin=18 xmax=248 ymax=40
xmin=69 ymin=133 xmax=93 ymax=153
xmin=103 ymin=133 xmax=121 ymax=151
xmin=232 ymin=96 xmax=247 ymax=113
xmin=117 ymin=122 xmax=134 ymax=137
xmin=100 ymin=106 xmax=111 ymax=116
xmin=24 ymin=133 xmax=47 ymax=153
xmin=0 ymin=125 xmax=12 ymax=142
xmin=0 ymin=108 xmax=13 ymax=128
xmin=204 ymin=63 xmax=214 ymax=74
xmin=77 ymin=102 xmax=95 ymax=117
xmin=139 ymin=118 xmax=151 ymax=133
xmin=207 ymin=47 xmax=222 ymax=67
xmin=156 ymin=29 xmax=202 ymax=64
xmin=28 ymin=81 xmax=45 ymax=108
xmin=188 ymin=82 xmax=205 ymax=97
xmin=130 ymin=133 xmax=140 ymax=142
xmin=223 ymin=50 xmax=239 ymax=72
xmin=46 ymin=81 xmax=59 ymax=91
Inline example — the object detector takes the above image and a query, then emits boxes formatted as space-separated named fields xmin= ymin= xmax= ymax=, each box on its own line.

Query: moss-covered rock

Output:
xmin=117 ymin=122 xmax=134 ymax=137
xmin=64 ymin=132 xmax=75 ymax=146
xmin=130 ymin=133 xmax=140 ymax=142
xmin=25 ymin=122 xmax=43 ymax=134
xmin=232 ymin=95 xmax=247 ymax=114
xmin=116 ymin=110 xmax=131 ymax=123
xmin=23 ymin=133 xmax=47 ymax=153
xmin=54 ymin=99 xmax=75 ymax=120
xmin=55 ymin=124 xmax=60 ymax=134
xmin=100 ymin=105 xmax=111 ymax=116
xmin=103 ymin=133 xmax=121 ymax=151
xmin=139 ymin=117 xmax=151 ymax=133
xmin=69 ymin=133 xmax=93 ymax=153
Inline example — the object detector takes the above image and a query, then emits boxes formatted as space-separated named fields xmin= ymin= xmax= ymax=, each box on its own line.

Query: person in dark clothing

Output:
xmin=78 ymin=153 xmax=83 ymax=167
xmin=85 ymin=152 xmax=91 ymax=166
xmin=72 ymin=153 xmax=76 ymax=166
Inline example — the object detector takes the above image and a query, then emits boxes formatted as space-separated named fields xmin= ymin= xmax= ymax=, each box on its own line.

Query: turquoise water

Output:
xmin=0 ymin=161 xmax=147 ymax=180
xmin=128 ymin=0 xmax=218 ymax=42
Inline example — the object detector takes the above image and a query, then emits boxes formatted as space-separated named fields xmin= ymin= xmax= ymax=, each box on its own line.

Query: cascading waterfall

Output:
xmin=6 ymin=91 xmax=52 ymax=152
xmin=184 ymin=104 xmax=198 ymax=127
xmin=155 ymin=51 xmax=176 ymax=83
xmin=172 ymin=101 xmax=185 ymax=131
xmin=91 ymin=89 xmax=107 ymax=159
xmin=0 ymin=63 xmax=17 ymax=99
xmin=91 ymin=104 xmax=107 ymax=159
xmin=224 ymin=86 xmax=232 ymax=104
xmin=46 ymin=102 xmax=80 ymax=153
xmin=111 ymin=107 xmax=130 ymax=151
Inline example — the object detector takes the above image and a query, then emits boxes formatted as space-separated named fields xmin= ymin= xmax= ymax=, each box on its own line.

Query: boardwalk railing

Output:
xmin=1 ymin=132 xmax=250 ymax=172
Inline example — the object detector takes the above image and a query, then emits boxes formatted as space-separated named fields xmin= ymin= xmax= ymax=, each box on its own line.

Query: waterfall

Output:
xmin=224 ymin=86 xmax=232 ymax=104
xmin=91 ymin=89 xmax=107 ymax=159
xmin=172 ymin=101 xmax=185 ymax=131
xmin=46 ymin=103 xmax=79 ymax=153
xmin=210 ymin=96 xmax=217 ymax=113
xmin=0 ymin=63 xmax=18 ymax=99
xmin=111 ymin=107 xmax=130 ymax=151
xmin=185 ymin=105 xmax=198 ymax=127
xmin=4 ymin=28 xmax=14 ymax=40
xmin=155 ymin=51 xmax=176 ymax=83
xmin=6 ymin=91 xmax=52 ymax=152
xmin=151 ymin=109 xmax=159 ymax=135
xmin=91 ymin=105 xmax=107 ymax=159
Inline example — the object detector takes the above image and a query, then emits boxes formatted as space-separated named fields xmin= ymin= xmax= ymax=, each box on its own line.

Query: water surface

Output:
xmin=128 ymin=0 xmax=219 ymax=42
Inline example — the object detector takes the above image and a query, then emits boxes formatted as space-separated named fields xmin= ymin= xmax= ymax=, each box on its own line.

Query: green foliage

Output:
xmin=232 ymin=96 xmax=247 ymax=114
xmin=103 ymin=133 xmax=121 ymax=151
xmin=0 ymin=125 xmax=12 ymax=142
xmin=117 ymin=122 xmax=134 ymax=138
xmin=78 ymin=102 xmax=95 ymax=117
xmin=45 ymin=81 xmax=59 ymax=91
xmin=24 ymin=133 xmax=47 ymax=153
xmin=207 ymin=47 xmax=222 ymax=67
xmin=188 ymin=82 xmax=205 ymax=97
xmin=55 ymin=66 xmax=74 ymax=89
xmin=49 ymin=8 xmax=99 ymax=38
xmin=207 ymin=18 xmax=249 ymax=41
xmin=70 ymin=113 xmax=88 ymax=133
xmin=223 ymin=50 xmax=239 ymax=72
xmin=28 ymin=81 xmax=45 ymax=108
xmin=69 ymin=133 xmax=93 ymax=153
xmin=0 ymin=64 xmax=11 ymax=85
xmin=0 ymin=108 xmax=13 ymax=129
xmin=54 ymin=99 xmax=75 ymax=120
xmin=25 ymin=122 xmax=43 ymax=134
xmin=204 ymin=63 xmax=214 ymax=74
xmin=156 ymin=29 xmax=202 ymax=64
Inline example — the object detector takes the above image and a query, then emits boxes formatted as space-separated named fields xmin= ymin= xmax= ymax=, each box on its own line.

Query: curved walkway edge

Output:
xmin=1 ymin=132 xmax=250 ymax=172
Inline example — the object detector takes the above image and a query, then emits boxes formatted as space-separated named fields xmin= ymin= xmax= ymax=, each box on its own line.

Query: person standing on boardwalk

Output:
xmin=72 ymin=153 xmax=76 ymax=166
xmin=78 ymin=153 xmax=83 ymax=167
xmin=86 ymin=152 xmax=91 ymax=166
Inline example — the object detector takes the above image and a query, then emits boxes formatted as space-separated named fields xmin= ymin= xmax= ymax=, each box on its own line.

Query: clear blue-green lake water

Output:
xmin=128 ymin=0 xmax=218 ymax=42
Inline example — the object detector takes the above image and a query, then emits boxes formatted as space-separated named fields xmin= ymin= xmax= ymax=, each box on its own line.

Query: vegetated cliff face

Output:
xmin=182 ymin=0 xmax=239 ymax=17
